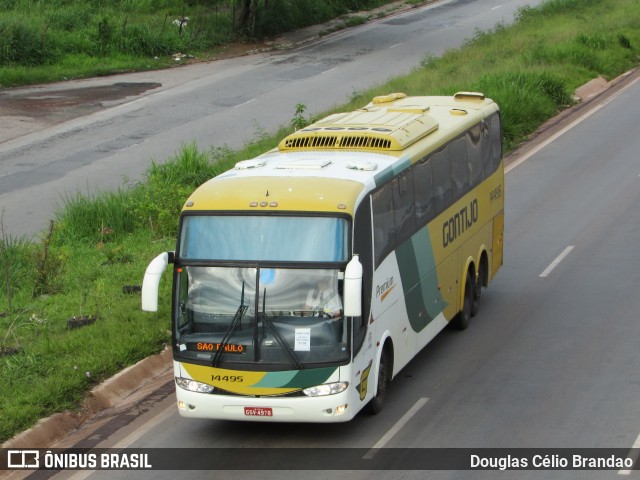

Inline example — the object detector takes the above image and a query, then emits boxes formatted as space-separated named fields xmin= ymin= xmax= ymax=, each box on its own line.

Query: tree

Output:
xmin=235 ymin=0 xmax=270 ymax=36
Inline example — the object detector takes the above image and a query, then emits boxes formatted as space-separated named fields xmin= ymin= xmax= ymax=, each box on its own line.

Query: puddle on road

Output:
xmin=0 ymin=82 xmax=161 ymax=121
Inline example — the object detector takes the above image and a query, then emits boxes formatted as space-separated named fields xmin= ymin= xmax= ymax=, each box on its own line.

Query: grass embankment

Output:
xmin=1 ymin=0 xmax=639 ymax=443
xmin=0 ymin=0 xmax=399 ymax=88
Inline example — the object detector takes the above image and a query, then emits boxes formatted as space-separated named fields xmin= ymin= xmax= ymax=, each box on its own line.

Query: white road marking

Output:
xmin=505 ymin=104 xmax=606 ymax=174
xmin=56 ymin=401 xmax=176 ymax=479
xmin=618 ymin=429 xmax=640 ymax=475
xmin=540 ymin=245 xmax=575 ymax=278
xmin=234 ymin=98 xmax=256 ymax=108
xmin=107 ymin=96 xmax=150 ymax=113
xmin=363 ymin=397 xmax=429 ymax=459
xmin=112 ymin=403 xmax=176 ymax=448
xmin=506 ymin=72 xmax=640 ymax=175
xmin=389 ymin=43 xmax=403 ymax=49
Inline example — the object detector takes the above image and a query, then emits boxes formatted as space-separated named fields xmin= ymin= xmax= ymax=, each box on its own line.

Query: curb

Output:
xmin=2 ymin=347 xmax=172 ymax=449
xmin=574 ymin=75 xmax=608 ymax=101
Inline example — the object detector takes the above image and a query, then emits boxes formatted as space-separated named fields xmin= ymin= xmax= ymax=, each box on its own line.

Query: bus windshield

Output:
xmin=175 ymin=266 xmax=349 ymax=368
xmin=179 ymin=215 xmax=349 ymax=262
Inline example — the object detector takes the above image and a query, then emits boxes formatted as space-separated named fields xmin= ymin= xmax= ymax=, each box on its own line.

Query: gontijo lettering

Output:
xmin=443 ymin=198 xmax=478 ymax=247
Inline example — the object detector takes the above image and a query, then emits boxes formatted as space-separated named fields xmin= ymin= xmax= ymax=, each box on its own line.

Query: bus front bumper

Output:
xmin=175 ymin=387 xmax=357 ymax=423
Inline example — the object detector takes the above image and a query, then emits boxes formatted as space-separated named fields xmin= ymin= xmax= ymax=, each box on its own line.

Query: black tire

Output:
xmin=472 ymin=258 xmax=488 ymax=317
xmin=471 ymin=270 xmax=481 ymax=317
xmin=451 ymin=270 xmax=473 ymax=330
xmin=366 ymin=348 xmax=390 ymax=414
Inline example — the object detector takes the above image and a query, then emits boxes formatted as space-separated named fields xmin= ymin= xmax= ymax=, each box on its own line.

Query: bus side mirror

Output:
xmin=142 ymin=252 xmax=174 ymax=312
xmin=343 ymin=254 xmax=363 ymax=317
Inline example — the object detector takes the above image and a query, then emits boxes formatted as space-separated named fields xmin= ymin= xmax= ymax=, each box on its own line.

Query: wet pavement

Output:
xmin=0 ymin=82 xmax=161 ymax=122
xmin=0 ymin=0 xmax=416 ymax=145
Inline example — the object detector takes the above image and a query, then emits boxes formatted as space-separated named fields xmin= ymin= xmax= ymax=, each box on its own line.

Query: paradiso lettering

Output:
xmin=196 ymin=342 xmax=245 ymax=354
xmin=442 ymin=198 xmax=479 ymax=247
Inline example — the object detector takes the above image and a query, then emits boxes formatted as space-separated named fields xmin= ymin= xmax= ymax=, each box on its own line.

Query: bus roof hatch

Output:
xmin=279 ymin=95 xmax=439 ymax=153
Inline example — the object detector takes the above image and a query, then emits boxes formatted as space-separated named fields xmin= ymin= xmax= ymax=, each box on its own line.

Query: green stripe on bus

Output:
xmin=282 ymin=367 xmax=338 ymax=389
xmin=253 ymin=370 xmax=298 ymax=388
xmin=396 ymin=228 xmax=447 ymax=332
xmin=373 ymin=156 xmax=412 ymax=187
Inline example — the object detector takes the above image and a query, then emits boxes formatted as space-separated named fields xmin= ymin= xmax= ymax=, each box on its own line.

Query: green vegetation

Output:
xmin=1 ymin=0 xmax=640 ymax=443
xmin=0 ymin=0 xmax=396 ymax=87
xmin=339 ymin=0 xmax=640 ymax=150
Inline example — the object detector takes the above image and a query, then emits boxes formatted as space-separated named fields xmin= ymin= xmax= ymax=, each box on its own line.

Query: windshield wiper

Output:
xmin=259 ymin=287 xmax=303 ymax=369
xmin=212 ymin=282 xmax=248 ymax=367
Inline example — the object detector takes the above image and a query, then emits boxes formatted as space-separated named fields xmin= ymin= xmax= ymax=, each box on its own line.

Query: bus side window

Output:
xmin=413 ymin=157 xmax=435 ymax=227
xmin=431 ymin=146 xmax=453 ymax=215
xmin=467 ymin=123 xmax=483 ymax=188
xmin=372 ymin=184 xmax=396 ymax=267
xmin=481 ymin=119 xmax=492 ymax=179
xmin=176 ymin=268 xmax=192 ymax=334
xmin=490 ymin=112 xmax=503 ymax=173
xmin=392 ymin=171 xmax=416 ymax=245
xmin=450 ymin=136 xmax=469 ymax=199
xmin=353 ymin=199 xmax=373 ymax=356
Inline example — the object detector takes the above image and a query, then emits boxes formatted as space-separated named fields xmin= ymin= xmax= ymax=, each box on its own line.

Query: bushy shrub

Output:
xmin=0 ymin=21 xmax=58 ymax=66
xmin=474 ymin=71 xmax=572 ymax=150
xmin=130 ymin=143 xmax=223 ymax=238
xmin=0 ymin=235 xmax=38 ymax=300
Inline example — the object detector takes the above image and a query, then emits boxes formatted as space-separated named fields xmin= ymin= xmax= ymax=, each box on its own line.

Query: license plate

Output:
xmin=244 ymin=407 xmax=273 ymax=417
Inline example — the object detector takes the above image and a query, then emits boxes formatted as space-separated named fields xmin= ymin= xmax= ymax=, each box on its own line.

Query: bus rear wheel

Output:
xmin=366 ymin=348 xmax=390 ymax=414
xmin=452 ymin=270 xmax=473 ymax=330
xmin=471 ymin=272 xmax=481 ymax=317
xmin=472 ymin=258 xmax=487 ymax=317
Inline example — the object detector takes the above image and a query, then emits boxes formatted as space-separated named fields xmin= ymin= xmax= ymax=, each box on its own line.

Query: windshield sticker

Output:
xmin=294 ymin=328 xmax=311 ymax=351
xmin=260 ymin=268 xmax=276 ymax=284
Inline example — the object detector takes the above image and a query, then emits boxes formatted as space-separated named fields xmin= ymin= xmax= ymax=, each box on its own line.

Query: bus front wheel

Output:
xmin=366 ymin=347 xmax=390 ymax=414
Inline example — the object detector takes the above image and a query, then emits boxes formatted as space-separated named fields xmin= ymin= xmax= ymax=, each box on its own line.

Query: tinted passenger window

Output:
xmin=431 ymin=146 xmax=452 ymax=215
xmin=481 ymin=119 xmax=492 ymax=178
xmin=467 ymin=124 xmax=483 ymax=188
xmin=393 ymin=172 xmax=416 ymax=245
xmin=450 ymin=136 xmax=469 ymax=199
xmin=353 ymin=200 xmax=372 ymax=354
xmin=413 ymin=157 xmax=435 ymax=227
xmin=372 ymin=185 xmax=395 ymax=266
xmin=490 ymin=113 xmax=503 ymax=173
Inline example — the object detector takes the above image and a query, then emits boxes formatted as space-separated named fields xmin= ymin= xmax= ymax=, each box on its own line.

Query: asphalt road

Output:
xmin=26 ymin=61 xmax=640 ymax=480
xmin=0 ymin=0 xmax=542 ymax=239
xmin=3 ymin=1 xmax=639 ymax=478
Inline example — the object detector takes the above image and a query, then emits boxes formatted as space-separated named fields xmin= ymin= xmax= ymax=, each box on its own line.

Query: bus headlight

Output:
xmin=303 ymin=382 xmax=348 ymax=397
xmin=175 ymin=377 xmax=215 ymax=393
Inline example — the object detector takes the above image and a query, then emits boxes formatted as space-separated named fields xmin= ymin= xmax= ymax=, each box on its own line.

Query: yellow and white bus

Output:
xmin=142 ymin=92 xmax=504 ymax=422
